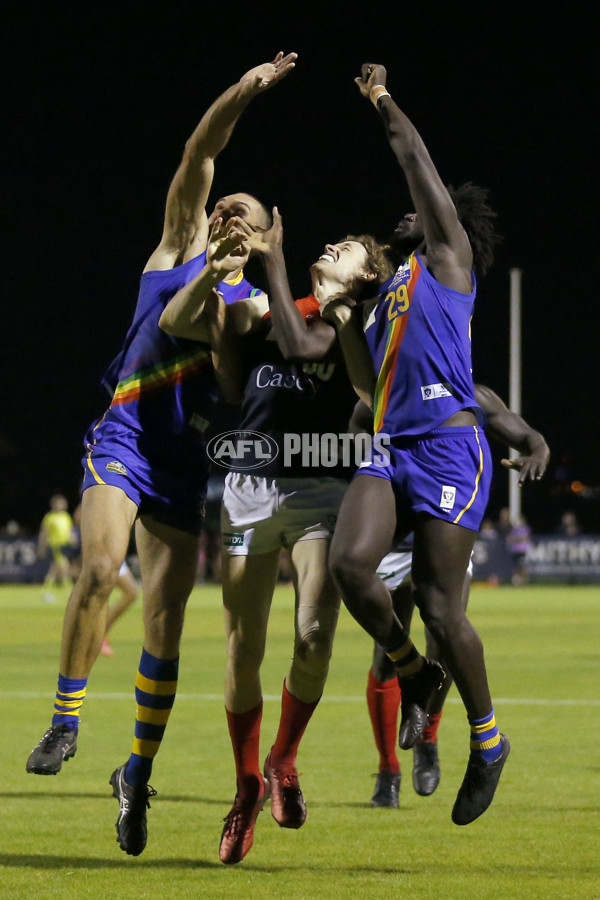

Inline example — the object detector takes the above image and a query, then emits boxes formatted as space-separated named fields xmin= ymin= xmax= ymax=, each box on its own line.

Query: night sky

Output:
xmin=2 ymin=3 xmax=598 ymax=532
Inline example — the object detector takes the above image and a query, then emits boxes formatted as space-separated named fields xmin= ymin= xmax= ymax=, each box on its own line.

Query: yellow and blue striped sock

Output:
xmin=124 ymin=649 xmax=178 ymax=786
xmin=469 ymin=708 xmax=501 ymax=763
xmin=52 ymin=675 xmax=87 ymax=732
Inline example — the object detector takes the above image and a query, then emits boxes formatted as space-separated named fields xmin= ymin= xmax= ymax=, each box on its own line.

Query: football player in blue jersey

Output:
xmin=328 ymin=62 xmax=510 ymax=826
xmin=26 ymin=53 xmax=297 ymax=859
xmin=364 ymin=385 xmax=549 ymax=807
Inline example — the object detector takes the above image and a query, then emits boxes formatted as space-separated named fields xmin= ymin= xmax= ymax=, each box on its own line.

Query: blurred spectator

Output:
xmin=497 ymin=507 xmax=511 ymax=538
xmin=479 ymin=518 xmax=498 ymax=541
xmin=38 ymin=494 xmax=75 ymax=601
xmin=506 ymin=515 xmax=532 ymax=585
xmin=557 ymin=510 xmax=580 ymax=536
xmin=0 ymin=520 xmax=24 ymax=538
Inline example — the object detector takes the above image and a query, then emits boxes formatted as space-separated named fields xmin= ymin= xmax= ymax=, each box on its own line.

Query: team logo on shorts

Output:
xmin=223 ymin=533 xmax=245 ymax=547
xmin=207 ymin=431 xmax=279 ymax=470
xmin=440 ymin=485 xmax=456 ymax=510
xmin=106 ymin=460 xmax=128 ymax=476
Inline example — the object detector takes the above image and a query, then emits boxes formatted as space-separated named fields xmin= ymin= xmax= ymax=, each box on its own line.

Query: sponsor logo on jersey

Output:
xmin=440 ymin=485 xmax=457 ymax=510
xmin=421 ymin=382 xmax=453 ymax=401
xmin=207 ymin=431 xmax=279 ymax=470
xmin=106 ymin=460 xmax=127 ymax=476
xmin=255 ymin=362 xmax=335 ymax=395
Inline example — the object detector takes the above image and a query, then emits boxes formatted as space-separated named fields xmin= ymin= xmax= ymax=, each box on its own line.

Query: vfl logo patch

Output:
xmin=390 ymin=262 xmax=410 ymax=286
xmin=440 ymin=485 xmax=456 ymax=510
xmin=223 ymin=533 xmax=245 ymax=547
xmin=421 ymin=382 xmax=453 ymax=401
xmin=106 ymin=460 xmax=127 ymax=476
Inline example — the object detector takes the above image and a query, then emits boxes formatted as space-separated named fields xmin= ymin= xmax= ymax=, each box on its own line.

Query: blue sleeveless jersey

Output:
xmin=99 ymin=251 xmax=260 ymax=456
xmin=364 ymin=252 xmax=484 ymax=438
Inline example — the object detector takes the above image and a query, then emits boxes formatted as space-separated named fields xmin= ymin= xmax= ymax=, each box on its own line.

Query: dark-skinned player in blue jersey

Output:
xmin=363 ymin=386 xmax=549 ymax=807
xmin=327 ymin=63 xmax=509 ymax=826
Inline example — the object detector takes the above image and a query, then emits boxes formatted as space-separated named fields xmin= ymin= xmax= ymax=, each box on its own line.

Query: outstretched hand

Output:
xmin=354 ymin=63 xmax=387 ymax=99
xmin=207 ymin=218 xmax=251 ymax=278
xmin=501 ymin=447 xmax=550 ymax=486
xmin=233 ymin=206 xmax=284 ymax=258
xmin=240 ymin=52 xmax=298 ymax=96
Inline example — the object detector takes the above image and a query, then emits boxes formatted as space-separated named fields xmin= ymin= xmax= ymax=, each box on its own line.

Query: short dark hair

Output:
xmin=447 ymin=182 xmax=501 ymax=276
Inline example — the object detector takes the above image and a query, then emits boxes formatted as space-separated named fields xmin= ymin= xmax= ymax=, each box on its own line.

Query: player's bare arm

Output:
xmin=145 ymin=52 xmax=297 ymax=272
xmin=475 ymin=383 xmax=550 ymax=484
xmin=258 ymin=208 xmax=338 ymax=361
xmin=356 ymin=63 xmax=471 ymax=293
xmin=159 ymin=218 xmax=252 ymax=341
xmin=322 ymin=298 xmax=377 ymax=408
xmin=208 ymin=293 xmax=248 ymax=405
xmin=348 ymin=399 xmax=374 ymax=436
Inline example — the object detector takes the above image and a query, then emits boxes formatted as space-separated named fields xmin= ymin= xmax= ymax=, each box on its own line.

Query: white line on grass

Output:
xmin=2 ymin=692 xmax=598 ymax=705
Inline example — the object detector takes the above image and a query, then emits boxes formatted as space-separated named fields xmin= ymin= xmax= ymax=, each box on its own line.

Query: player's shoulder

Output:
xmin=142 ymin=225 xmax=210 ymax=274
xmin=230 ymin=293 xmax=270 ymax=335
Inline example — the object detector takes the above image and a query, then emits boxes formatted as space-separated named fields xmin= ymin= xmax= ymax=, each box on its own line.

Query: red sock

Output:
xmin=226 ymin=702 xmax=263 ymax=795
xmin=366 ymin=668 xmax=401 ymax=774
xmin=421 ymin=711 xmax=443 ymax=743
xmin=269 ymin=682 xmax=319 ymax=768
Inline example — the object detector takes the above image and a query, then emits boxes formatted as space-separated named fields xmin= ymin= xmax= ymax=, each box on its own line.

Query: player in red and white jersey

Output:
xmin=162 ymin=208 xmax=391 ymax=864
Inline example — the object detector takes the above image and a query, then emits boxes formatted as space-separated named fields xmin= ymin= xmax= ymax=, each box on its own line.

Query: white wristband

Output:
xmin=370 ymin=84 xmax=391 ymax=107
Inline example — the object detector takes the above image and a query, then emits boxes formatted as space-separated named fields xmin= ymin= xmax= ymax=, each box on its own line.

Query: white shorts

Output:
xmin=221 ymin=473 xmax=348 ymax=556
xmin=377 ymin=549 xmax=474 ymax=591
xmin=377 ymin=550 xmax=413 ymax=590
xmin=118 ymin=560 xmax=130 ymax=577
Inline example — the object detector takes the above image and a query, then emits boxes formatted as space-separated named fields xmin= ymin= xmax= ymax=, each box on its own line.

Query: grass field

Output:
xmin=1 ymin=582 xmax=598 ymax=899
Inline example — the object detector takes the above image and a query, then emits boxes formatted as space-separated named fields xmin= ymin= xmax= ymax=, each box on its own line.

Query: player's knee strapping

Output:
xmin=288 ymin=607 xmax=339 ymax=698
xmin=125 ymin=649 xmax=178 ymax=786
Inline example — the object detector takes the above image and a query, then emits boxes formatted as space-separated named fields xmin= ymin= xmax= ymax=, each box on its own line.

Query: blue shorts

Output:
xmin=81 ymin=416 xmax=207 ymax=535
xmin=355 ymin=426 xmax=491 ymax=533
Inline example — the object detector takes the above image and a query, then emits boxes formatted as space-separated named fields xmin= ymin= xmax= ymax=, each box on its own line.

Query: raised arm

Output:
xmin=356 ymin=63 xmax=472 ymax=292
xmin=145 ymin=52 xmax=297 ymax=272
xmin=159 ymin=218 xmax=253 ymax=341
xmin=322 ymin=299 xmax=377 ymax=408
xmin=475 ymin=383 xmax=550 ymax=485
xmin=206 ymin=293 xmax=248 ymax=405
xmin=256 ymin=208 xmax=338 ymax=360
